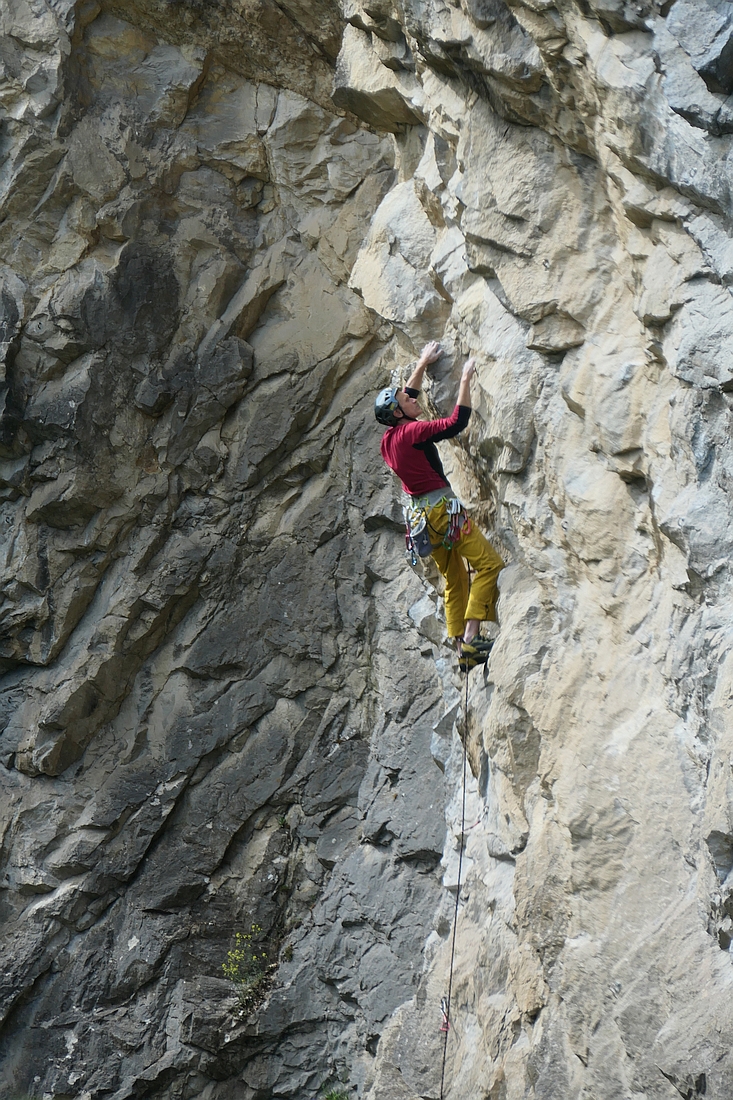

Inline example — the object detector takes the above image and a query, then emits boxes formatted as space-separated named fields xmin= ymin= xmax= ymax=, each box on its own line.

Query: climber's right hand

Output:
xmin=461 ymin=356 xmax=476 ymax=381
xmin=419 ymin=340 xmax=442 ymax=365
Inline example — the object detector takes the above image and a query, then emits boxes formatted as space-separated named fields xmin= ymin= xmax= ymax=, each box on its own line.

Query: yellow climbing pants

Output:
xmin=426 ymin=500 xmax=504 ymax=639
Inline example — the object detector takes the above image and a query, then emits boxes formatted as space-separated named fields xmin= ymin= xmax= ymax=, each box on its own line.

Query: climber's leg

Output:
xmin=458 ymin=522 xmax=504 ymax=637
xmin=428 ymin=502 xmax=469 ymax=639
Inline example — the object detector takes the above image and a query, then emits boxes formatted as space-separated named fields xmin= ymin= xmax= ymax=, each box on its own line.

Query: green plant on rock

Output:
xmin=222 ymin=924 xmax=269 ymax=1008
xmin=323 ymin=1091 xmax=349 ymax=1100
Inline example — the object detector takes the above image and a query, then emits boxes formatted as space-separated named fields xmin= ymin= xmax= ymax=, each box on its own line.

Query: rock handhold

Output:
xmin=526 ymin=312 xmax=585 ymax=352
xmin=332 ymin=24 xmax=423 ymax=131
xmin=668 ymin=0 xmax=733 ymax=95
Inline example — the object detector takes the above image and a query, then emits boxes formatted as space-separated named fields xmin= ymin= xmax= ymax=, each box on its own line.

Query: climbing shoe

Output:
xmin=458 ymin=637 xmax=493 ymax=673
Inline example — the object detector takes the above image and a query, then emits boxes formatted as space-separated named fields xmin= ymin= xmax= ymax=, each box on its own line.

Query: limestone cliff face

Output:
xmin=2 ymin=1 xmax=733 ymax=1098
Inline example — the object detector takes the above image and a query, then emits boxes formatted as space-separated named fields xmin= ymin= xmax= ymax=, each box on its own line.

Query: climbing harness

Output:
xmin=404 ymin=494 xmax=469 ymax=567
xmin=439 ymin=572 xmax=472 ymax=1100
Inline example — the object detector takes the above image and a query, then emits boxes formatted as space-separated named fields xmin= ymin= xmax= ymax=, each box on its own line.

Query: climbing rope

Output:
xmin=439 ymin=575 xmax=472 ymax=1100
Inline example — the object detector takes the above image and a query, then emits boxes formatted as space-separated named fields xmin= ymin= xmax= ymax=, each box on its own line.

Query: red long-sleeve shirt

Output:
xmin=380 ymin=402 xmax=471 ymax=496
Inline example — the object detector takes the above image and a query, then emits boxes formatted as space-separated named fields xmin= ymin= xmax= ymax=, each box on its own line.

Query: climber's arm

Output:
xmin=404 ymin=340 xmax=442 ymax=393
xmin=456 ymin=357 xmax=475 ymax=408
xmin=407 ymin=358 xmax=477 ymax=444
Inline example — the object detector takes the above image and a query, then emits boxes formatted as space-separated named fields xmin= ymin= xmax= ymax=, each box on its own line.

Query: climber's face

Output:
xmin=396 ymin=389 xmax=421 ymax=419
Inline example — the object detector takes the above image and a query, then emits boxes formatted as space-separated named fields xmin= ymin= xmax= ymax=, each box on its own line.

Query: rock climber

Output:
xmin=375 ymin=341 xmax=504 ymax=671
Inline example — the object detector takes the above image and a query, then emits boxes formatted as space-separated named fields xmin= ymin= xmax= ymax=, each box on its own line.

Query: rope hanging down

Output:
xmin=439 ymin=618 xmax=471 ymax=1100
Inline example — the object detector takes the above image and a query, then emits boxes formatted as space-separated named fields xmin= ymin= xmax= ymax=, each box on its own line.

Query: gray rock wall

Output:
xmin=3 ymin=1 xmax=733 ymax=1098
xmin=0 ymin=3 xmax=448 ymax=1096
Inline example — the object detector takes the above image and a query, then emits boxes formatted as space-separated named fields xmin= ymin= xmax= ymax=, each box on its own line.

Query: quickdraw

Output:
xmin=404 ymin=506 xmax=432 ymax=565
xmin=444 ymin=497 xmax=470 ymax=549
xmin=440 ymin=996 xmax=450 ymax=1033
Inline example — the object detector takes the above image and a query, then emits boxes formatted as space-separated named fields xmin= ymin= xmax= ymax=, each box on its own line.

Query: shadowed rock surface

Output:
xmin=2 ymin=1 xmax=733 ymax=1098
